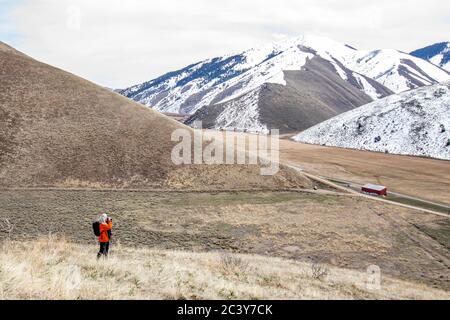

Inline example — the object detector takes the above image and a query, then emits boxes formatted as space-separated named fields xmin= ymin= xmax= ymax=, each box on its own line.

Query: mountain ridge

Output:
xmin=186 ymin=55 xmax=381 ymax=133
xmin=411 ymin=42 xmax=450 ymax=72
xmin=120 ymin=35 xmax=450 ymax=113
xmin=119 ymin=35 xmax=449 ymax=133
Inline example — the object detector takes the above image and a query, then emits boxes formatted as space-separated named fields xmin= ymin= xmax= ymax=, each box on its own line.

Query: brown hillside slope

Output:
xmin=0 ymin=42 xmax=310 ymax=189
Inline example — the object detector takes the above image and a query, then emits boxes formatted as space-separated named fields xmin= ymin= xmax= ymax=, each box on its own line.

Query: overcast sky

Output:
xmin=1 ymin=0 xmax=449 ymax=88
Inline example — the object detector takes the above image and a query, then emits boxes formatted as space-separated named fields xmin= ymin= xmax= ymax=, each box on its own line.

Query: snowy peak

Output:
xmin=334 ymin=48 xmax=450 ymax=93
xmin=411 ymin=42 xmax=450 ymax=72
xmin=186 ymin=55 xmax=377 ymax=134
xmin=293 ymin=82 xmax=450 ymax=160
xmin=119 ymin=35 xmax=450 ymax=117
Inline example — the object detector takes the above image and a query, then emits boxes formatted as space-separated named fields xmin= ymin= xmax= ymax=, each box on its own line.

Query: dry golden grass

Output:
xmin=0 ymin=236 xmax=448 ymax=300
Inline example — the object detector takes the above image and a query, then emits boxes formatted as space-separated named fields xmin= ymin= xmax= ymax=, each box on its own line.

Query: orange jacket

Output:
xmin=98 ymin=221 xmax=112 ymax=243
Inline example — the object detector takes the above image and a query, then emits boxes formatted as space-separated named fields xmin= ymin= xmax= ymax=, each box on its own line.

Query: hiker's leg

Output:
xmin=97 ymin=242 xmax=102 ymax=258
xmin=104 ymin=242 xmax=110 ymax=256
xmin=97 ymin=242 xmax=105 ymax=258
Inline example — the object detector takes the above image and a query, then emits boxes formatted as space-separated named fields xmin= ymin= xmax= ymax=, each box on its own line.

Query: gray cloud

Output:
xmin=1 ymin=0 xmax=449 ymax=88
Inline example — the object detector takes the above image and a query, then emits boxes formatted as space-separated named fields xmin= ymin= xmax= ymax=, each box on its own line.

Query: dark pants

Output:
xmin=97 ymin=242 xmax=110 ymax=258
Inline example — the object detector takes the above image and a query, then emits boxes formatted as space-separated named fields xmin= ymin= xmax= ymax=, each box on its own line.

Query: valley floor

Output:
xmin=0 ymin=190 xmax=448 ymax=294
xmin=278 ymin=137 xmax=450 ymax=205
xmin=201 ymin=130 xmax=450 ymax=205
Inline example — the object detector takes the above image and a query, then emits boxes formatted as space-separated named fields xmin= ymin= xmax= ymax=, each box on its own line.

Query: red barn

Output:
xmin=361 ymin=184 xmax=388 ymax=196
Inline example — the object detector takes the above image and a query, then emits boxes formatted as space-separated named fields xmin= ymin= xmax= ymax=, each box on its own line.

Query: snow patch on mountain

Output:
xmin=293 ymin=82 xmax=450 ymax=160
xmin=214 ymin=88 xmax=268 ymax=134
xmin=352 ymin=74 xmax=381 ymax=100
xmin=216 ymin=45 xmax=314 ymax=103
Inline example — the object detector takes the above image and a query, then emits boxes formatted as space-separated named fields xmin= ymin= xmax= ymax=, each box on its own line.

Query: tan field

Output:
xmin=1 ymin=236 xmax=448 ymax=300
xmin=279 ymin=138 xmax=450 ymax=204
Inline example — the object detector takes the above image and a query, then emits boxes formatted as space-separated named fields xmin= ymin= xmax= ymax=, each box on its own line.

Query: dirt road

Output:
xmin=279 ymin=138 xmax=450 ymax=204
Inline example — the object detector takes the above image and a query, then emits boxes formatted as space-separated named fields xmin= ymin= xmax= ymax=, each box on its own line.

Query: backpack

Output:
xmin=92 ymin=221 xmax=100 ymax=237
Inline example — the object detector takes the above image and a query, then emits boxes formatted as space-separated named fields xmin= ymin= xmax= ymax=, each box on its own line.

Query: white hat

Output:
xmin=99 ymin=213 xmax=108 ymax=223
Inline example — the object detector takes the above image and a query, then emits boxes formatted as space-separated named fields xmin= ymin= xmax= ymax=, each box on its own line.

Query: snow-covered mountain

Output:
xmin=185 ymin=56 xmax=379 ymax=133
xmin=293 ymin=82 xmax=450 ymax=160
xmin=119 ymin=35 xmax=450 ymax=133
xmin=411 ymin=42 xmax=450 ymax=72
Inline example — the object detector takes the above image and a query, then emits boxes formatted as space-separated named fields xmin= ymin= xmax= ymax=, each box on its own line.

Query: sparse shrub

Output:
xmin=310 ymin=263 xmax=329 ymax=281
xmin=259 ymin=274 xmax=282 ymax=288
xmin=219 ymin=253 xmax=249 ymax=275
xmin=0 ymin=218 xmax=15 ymax=239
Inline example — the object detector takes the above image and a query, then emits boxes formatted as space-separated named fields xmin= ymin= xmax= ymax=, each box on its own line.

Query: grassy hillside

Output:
xmin=1 ymin=236 xmax=447 ymax=300
xmin=0 ymin=41 xmax=311 ymax=189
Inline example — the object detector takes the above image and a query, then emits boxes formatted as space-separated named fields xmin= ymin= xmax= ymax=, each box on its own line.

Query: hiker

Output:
xmin=96 ymin=213 xmax=113 ymax=259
